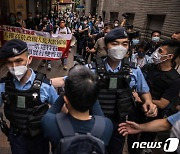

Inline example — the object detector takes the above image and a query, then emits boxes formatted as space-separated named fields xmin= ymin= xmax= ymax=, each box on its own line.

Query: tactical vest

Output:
xmin=1 ymin=72 xmax=49 ymax=137
xmin=92 ymin=57 xmax=136 ymax=120
xmin=80 ymin=24 xmax=89 ymax=38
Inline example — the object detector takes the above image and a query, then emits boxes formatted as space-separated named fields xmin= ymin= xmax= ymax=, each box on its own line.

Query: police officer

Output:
xmin=0 ymin=39 xmax=58 ymax=154
xmin=88 ymin=28 xmax=157 ymax=154
xmin=78 ymin=18 xmax=90 ymax=57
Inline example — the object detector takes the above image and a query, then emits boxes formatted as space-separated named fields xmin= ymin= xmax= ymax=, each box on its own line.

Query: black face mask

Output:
xmin=138 ymin=51 xmax=146 ymax=58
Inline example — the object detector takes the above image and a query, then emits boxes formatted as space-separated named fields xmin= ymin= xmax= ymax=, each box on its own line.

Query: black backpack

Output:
xmin=55 ymin=113 xmax=106 ymax=154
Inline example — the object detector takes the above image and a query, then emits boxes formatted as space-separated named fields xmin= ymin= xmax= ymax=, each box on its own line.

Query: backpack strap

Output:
xmin=95 ymin=56 xmax=106 ymax=74
xmin=56 ymin=113 xmax=75 ymax=137
xmin=66 ymin=27 xmax=70 ymax=34
xmin=91 ymin=116 xmax=105 ymax=139
xmin=121 ymin=57 xmax=137 ymax=87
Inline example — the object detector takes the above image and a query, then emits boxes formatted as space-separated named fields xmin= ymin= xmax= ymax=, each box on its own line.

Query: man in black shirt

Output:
xmin=25 ymin=12 xmax=36 ymax=30
xmin=143 ymin=40 xmax=180 ymax=117
xmin=41 ymin=65 xmax=113 ymax=153
xmin=146 ymin=30 xmax=161 ymax=56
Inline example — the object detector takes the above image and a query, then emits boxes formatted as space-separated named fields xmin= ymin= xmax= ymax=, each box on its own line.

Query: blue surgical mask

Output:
xmin=152 ymin=36 xmax=160 ymax=43
xmin=132 ymin=39 xmax=139 ymax=45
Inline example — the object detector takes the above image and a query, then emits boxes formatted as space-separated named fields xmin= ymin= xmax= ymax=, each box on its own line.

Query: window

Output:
xmin=110 ymin=12 xmax=118 ymax=23
xmin=103 ymin=11 xmax=105 ymax=21
xmin=125 ymin=13 xmax=135 ymax=25
xmin=146 ymin=14 xmax=166 ymax=38
xmin=91 ymin=0 xmax=98 ymax=15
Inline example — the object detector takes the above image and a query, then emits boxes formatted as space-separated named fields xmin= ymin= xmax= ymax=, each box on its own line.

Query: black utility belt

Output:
xmin=11 ymin=127 xmax=28 ymax=136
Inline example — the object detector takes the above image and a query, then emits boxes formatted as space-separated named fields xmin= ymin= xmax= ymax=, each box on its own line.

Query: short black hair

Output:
xmin=17 ymin=12 xmax=22 ymax=15
xmin=174 ymin=31 xmax=180 ymax=35
xmin=60 ymin=19 xmax=66 ymax=23
xmin=151 ymin=30 xmax=161 ymax=37
xmin=65 ymin=65 xmax=100 ymax=112
xmin=138 ymin=40 xmax=149 ymax=52
xmin=160 ymin=40 xmax=180 ymax=62
xmin=114 ymin=19 xmax=119 ymax=22
xmin=104 ymin=22 xmax=113 ymax=30
xmin=126 ymin=24 xmax=134 ymax=30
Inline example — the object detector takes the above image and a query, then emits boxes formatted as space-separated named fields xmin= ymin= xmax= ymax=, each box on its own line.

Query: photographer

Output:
xmin=38 ymin=16 xmax=53 ymax=70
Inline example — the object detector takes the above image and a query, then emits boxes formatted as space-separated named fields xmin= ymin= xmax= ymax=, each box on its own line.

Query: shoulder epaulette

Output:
xmin=33 ymin=72 xmax=50 ymax=89
xmin=95 ymin=56 xmax=106 ymax=73
xmin=123 ymin=57 xmax=137 ymax=69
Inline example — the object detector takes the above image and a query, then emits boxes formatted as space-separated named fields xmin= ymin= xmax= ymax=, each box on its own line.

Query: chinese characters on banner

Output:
xmin=0 ymin=25 xmax=72 ymax=60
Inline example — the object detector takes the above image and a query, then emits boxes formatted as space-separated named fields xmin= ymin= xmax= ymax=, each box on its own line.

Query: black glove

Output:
xmin=0 ymin=112 xmax=9 ymax=137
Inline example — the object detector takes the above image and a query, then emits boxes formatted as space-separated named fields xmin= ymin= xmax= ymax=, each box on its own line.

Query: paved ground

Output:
xmin=0 ymin=45 xmax=166 ymax=154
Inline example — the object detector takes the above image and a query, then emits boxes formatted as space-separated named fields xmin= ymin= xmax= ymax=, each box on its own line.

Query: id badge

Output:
xmin=109 ymin=78 xmax=117 ymax=89
xmin=17 ymin=96 xmax=26 ymax=108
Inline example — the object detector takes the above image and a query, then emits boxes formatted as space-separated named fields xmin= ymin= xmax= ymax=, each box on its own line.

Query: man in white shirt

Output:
xmin=55 ymin=19 xmax=71 ymax=70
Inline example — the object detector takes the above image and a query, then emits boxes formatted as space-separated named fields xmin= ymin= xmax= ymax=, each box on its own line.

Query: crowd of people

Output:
xmin=0 ymin=9 xmax=180 ymax=154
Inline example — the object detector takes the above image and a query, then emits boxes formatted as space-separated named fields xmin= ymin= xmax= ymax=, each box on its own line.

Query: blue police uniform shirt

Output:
xmin=104 ymin=59 xmax=149 ymax=94
xmin=89 ymin=58 xmax=150 ymax=94
xmin=167 ymin=111 xmax=180 ymax=154
xmin=0 ymin=69 xmax=58 ymax=106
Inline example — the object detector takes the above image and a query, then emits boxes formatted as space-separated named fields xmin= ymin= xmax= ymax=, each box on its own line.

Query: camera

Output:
xmin=122 ymin=13 xmax=128 ymax=19
xmin=74 ymin=54 xmax=86 ymax=65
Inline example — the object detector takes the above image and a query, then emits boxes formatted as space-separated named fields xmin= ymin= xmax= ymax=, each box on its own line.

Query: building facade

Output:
xmin=84 ymin=0 xmax=180 ymax=40
xmin=0 ymin=0 xmax=51 ymax=24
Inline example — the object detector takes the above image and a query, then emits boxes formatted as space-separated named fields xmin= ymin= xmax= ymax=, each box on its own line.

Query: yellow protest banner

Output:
xmin=3 ymin=31 xmax=66 ymax=48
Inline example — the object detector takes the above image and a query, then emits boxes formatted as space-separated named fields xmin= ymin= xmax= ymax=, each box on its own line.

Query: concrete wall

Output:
xmin=15 ymin=0 xmax=27 ymax=19
xmin=93 ymin=0 xmax=180 ymax=39
xmin=7 ymin=0 xmax=27 ymax=19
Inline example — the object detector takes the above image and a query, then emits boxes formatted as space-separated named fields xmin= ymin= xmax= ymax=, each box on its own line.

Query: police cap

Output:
xmin=104 ymin=27 xmax=128 ymax=45
xmin=0 ymin=39 xmax=28 ymax=59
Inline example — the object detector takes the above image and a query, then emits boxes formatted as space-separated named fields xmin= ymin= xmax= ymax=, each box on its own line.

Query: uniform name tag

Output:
xmin=109 ymin=78 xmax=117 ymax=89
xmin=17 ymin=96 xmax=26 ymax=108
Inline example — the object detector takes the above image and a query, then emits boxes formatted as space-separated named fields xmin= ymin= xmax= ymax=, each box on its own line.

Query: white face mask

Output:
xmin=114 ymin=23 xmax=119 ymax=27
xmin=8 ymin=56 xmax=29 ymax=81
xmin=151 ymin=48 xmax=169 ymax=64
xmin=108 ymin=45 xmax=128 ymax=61
xmin=9 ymin=66 xmax=28 ymax=81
